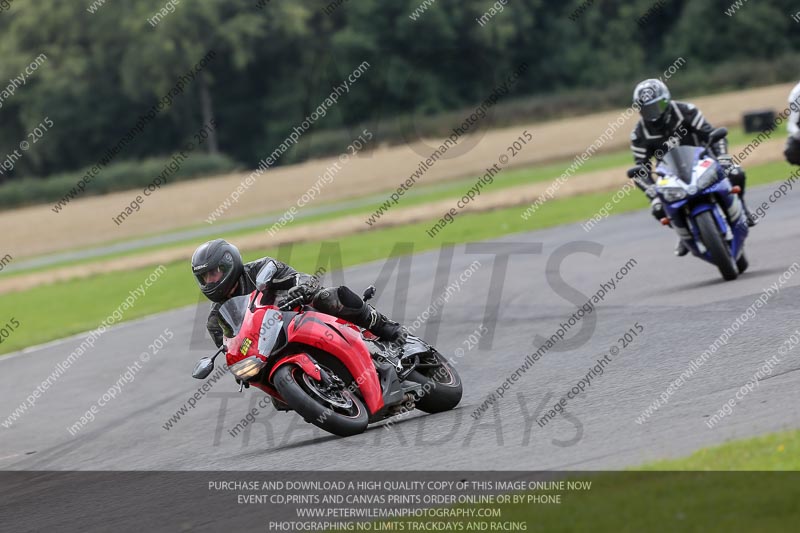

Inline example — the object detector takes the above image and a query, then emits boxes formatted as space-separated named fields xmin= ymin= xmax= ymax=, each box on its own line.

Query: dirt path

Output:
xmin=0 ymin=83 xmax=794 ymax=260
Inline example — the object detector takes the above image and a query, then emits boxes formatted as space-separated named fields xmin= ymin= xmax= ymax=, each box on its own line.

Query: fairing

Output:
xmin=286 ymin=311 xmax=384 ymax=414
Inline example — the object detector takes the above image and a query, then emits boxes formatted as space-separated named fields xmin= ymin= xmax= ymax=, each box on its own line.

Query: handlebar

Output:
xmin=278 ymin=295 xmax=305 ymax=311
xmin=279 ymin=284 xmax=378 ymax=311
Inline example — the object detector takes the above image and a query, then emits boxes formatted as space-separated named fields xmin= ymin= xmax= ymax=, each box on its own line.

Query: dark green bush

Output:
xmin=285 ymin=54 xmax=800 ymax=164
xmin=0 ymin=153 xmax=239 ymax=210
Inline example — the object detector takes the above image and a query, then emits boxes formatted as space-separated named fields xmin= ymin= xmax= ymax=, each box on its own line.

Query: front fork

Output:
xmin=673 ymin=195 xmax=737 ymax=252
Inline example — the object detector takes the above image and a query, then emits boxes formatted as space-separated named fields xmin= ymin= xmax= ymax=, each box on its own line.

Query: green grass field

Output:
xmin=2 ymin=157 xmax=796 ymax=355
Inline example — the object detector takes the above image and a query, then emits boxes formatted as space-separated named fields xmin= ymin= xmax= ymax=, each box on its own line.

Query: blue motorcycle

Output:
xmin=629 ymin=128 xmax=749 ymax=281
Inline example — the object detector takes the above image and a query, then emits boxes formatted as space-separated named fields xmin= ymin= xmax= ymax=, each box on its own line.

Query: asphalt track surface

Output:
xmin=3 ymin=182 xmax=800 ymax=473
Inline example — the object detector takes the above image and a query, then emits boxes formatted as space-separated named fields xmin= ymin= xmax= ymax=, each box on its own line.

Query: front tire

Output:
xmin=695 ymin=210 xmax=738 ymax=281
xmin=406 ymin=350 xmax=462 ymax=413
xmin=273 ymin=365 xmax=368 ymax=437
xmin=736 ymin=252 xmax=749 ymax=274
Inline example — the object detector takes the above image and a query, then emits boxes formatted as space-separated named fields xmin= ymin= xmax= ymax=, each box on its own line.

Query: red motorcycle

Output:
xmin=191 ymin=267 xmax=462 ymax=437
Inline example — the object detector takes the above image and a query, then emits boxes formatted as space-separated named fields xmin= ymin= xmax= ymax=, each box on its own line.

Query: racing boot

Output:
xmin=742 ymin=200 xmax=758 ymax=227
xmin=675 ymin=239 xmax=689 ymax=257
xmin=361 ymin=305 xmax=408 ymax=346
xmin=312 ymin=286 xmax=408 ymax=346
xmin=725 ymin=163 xmax=757 ymax=227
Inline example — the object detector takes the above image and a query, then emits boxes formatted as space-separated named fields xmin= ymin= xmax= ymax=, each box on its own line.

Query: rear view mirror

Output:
xmin=255 ymin=261 xmax=278 ymax=292
xmin=709 ymin=127 xmax=728 ymax=144
xmin=627 ymin=165 xmax=648 ymax=180
xmin=192 ymin=357 xmax=215 ymax=379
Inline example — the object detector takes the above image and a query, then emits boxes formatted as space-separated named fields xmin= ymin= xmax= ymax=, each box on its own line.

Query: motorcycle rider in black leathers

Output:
xmin=191 ymin=239 xmax=407 ymax=408
xmin=629 ymin=79 xmax=756 ymax=256
xmin=192 ymin=239 xmax=407 ymax=347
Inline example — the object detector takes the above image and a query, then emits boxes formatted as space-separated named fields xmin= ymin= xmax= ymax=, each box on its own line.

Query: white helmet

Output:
xmin=633 ymin=79 xmax=672 ymax=127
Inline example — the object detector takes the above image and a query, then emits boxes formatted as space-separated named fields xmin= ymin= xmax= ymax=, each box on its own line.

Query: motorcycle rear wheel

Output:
xmin=406 ymin=350 xmax=463 ymax=414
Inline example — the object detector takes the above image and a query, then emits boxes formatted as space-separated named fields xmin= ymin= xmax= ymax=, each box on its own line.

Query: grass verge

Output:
xmin=638 ymin=428 xmax=800 ymax=470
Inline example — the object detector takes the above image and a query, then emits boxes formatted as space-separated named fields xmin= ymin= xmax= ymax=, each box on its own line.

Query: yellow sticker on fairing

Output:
xmin=657 ymin=179 xmax=669 ymax=186
xmin=240 ymin=337 xmax=252 ymax=355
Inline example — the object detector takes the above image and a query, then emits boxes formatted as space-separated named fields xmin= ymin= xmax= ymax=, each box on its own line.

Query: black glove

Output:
xmin=628 ymin=164 xmax=654 ymax=193
xmin=278 ymin=281 xmax=319 ymax=310
xmin=717 ymin=154 xmax=734 ymax=171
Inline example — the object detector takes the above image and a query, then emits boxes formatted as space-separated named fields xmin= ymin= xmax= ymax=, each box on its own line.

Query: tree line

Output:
xmin=0 ymin=0 xmax=797 ymax=185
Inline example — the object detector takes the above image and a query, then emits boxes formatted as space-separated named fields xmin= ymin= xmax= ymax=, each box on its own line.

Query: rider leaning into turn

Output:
xmin=191 ymin=239 xmax=407 ymax=349
xmin=629 ymin=79 xmax=757 ymax=257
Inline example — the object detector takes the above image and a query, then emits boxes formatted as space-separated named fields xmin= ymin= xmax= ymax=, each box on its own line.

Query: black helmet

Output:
xmin=633 ymin=79 xmax=672 ymax=129
xmin=191 ymin=239 xmax=244 ymax=302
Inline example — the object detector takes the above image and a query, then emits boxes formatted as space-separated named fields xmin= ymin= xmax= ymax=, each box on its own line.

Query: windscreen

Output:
xmin=218 ymin=295 xmax=250 ymax=337
xmin=660 ymin=146 xmax=701 ymax=184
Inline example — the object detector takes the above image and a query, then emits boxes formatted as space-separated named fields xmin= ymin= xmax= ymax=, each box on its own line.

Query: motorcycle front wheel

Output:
xmin=273 ymin=364 xmax=368 ymax=437
xmin=696 ymin=210 xmax=738 ymax=281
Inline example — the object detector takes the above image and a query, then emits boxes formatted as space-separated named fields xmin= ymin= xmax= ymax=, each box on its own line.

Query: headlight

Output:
xmin=660 ymin=187 xmax=687 ymax=202
xmin=229 ymin=355 xmax=266 ymax=380
xmin=697 ymin=167 xmax=719 ymax=189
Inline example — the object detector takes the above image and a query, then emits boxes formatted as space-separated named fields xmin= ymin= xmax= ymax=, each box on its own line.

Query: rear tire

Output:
xmin=273 ymin=365 xmax=368 ymax=437
xmin=695 ymin=210 xmax=738 ymax=281
xmin=406 ymin=351 xmax=462 ymax=413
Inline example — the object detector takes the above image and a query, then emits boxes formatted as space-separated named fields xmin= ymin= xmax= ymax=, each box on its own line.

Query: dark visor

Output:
xmin=640 ymin=99 xmax=669 ymax=122
xmin=196 ymin=253 xmax=235 ymax=286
